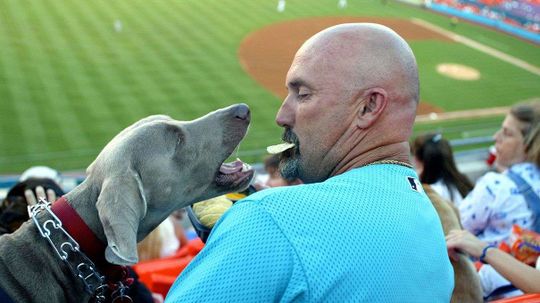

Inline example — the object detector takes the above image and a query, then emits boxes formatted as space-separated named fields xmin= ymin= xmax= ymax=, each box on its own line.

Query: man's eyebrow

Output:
xmin=287 ymin=79 xmax=312 ymax=89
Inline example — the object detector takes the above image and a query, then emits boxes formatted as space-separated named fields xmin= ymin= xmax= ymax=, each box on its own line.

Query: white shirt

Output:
xmin=159 ymin=217 xmax=180 ymax=258
xmin=459 ymin=162 xmax=540 ymax=245
xmin=431 ymin=179 xmax=465 ymax=207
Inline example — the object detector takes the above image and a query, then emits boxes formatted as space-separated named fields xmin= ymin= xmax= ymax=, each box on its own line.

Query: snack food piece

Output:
xmin=507 ymin=224 xmax=540 ymax=266
xmin=192 ymin=195 xmax=233 ymax=228
xmin=267 ymin=142 xmax=295 ymax=154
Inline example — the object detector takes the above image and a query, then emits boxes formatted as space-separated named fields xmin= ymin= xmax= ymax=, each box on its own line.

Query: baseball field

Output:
xmin=0 ymin=0 xmax=538 ymax=173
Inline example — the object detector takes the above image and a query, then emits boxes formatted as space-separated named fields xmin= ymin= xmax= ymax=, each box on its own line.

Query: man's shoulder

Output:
xmin=237 ymin=184 xmax=312 ymax=206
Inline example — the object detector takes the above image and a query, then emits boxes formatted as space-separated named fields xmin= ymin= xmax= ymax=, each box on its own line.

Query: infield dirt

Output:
xmin=238 ymin=17 xmax=455 ymax=115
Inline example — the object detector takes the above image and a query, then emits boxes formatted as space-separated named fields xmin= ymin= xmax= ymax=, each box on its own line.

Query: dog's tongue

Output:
xmin=219 ymin=159 xmax=244 ymax=174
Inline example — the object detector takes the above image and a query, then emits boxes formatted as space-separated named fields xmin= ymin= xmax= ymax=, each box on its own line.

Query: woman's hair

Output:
xmin=412 ymin=133 xmax=473 ymax=200
xmin=526 ymin=122 xmax=540 ymax=167
xmin=510 ymin=101 xmax=540 ymax=138
xmin=137 ymin=226 xmax=165 ymax=262
xmin=511 ymin=101 xmax=540 ymax=166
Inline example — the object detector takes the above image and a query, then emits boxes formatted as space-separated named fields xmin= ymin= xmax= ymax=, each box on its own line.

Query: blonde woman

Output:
xmin=459 ymin=102 xmax=540 ymax=245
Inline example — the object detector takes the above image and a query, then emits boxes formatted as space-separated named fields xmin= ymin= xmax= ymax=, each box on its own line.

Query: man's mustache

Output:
xmin=282 ymin=128 xmax=299 ymax=146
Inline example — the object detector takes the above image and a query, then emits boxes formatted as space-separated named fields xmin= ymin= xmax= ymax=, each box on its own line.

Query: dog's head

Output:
xmin=71 ymin=104 xmax=254 ymax=265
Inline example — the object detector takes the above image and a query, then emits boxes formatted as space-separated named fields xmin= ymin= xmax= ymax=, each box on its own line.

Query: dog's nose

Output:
xmin=233 ymin=104 xmax=250 ymax=121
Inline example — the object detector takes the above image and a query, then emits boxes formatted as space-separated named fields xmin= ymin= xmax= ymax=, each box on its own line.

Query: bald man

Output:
xmin=166 ymin=23 xmax=454 ymax=302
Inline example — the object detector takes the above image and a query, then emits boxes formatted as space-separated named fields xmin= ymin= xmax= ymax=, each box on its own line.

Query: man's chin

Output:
xmin=279 ymin=158 xmax=300 ymax=181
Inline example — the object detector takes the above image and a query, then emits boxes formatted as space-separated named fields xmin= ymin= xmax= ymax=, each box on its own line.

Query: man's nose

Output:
xmin=276 ymin=97 xmax=294 ymax=128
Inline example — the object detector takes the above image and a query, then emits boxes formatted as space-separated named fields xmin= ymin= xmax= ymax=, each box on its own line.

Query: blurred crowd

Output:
xmin=433 ymin=0 xmax=540 ymax=33
xmin=412 ymin=100 xmax=540 ymax=300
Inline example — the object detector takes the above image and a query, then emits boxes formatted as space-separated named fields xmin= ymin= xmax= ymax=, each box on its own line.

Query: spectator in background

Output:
xmin=137 ymin=217 xmax=181 ymax=262
xmin=446 ymin=229 xmax=540 ymax=296
xmin=264 ymin=153 xmax=302 ymax=187
xmin=19 ymin=165 xmax=63 ymax=186
xmin=459 ymin=101 xmax=540 ymax=246
xmin=0 ymin=177 xmax=64 ymax=234
xmin=137 ymin=213 xmax=188 ymax=262
xmin=412 ymin=132 xmax=473 ymax=206
xmin=260 ymin=154 xmax=302 ymax=189
xmin=0 ymin=165 xmax=65 ymax=234
xmin=527 ymin=118 xmax=540 ymax=167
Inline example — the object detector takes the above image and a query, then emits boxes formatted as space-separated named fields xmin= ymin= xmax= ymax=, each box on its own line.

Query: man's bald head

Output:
xmin=277 ymin=23 xmax=420 ymax=182
xmin=298 ymin=23 xmax=419 ymax=106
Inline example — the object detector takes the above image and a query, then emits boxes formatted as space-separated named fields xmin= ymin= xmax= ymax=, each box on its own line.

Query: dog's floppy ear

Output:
xmin=96 ymin=172 xmax=147 ymax=265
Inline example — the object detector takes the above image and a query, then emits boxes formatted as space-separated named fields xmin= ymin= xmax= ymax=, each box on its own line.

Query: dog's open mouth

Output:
xmin=215 ymin=159 xmax=254 ymax=189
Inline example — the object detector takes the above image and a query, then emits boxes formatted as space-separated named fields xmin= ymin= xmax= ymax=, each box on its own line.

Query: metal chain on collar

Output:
xmin=30 ymin=198 xmax=132 ymax=303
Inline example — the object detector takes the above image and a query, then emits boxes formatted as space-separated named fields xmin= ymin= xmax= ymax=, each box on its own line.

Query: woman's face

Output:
xmin=493 ymin=114 xmax=527 ymax=170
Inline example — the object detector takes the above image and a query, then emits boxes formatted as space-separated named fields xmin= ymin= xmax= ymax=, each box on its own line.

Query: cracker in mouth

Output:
xmin=267 ymin=142 xmax=295 ymax=154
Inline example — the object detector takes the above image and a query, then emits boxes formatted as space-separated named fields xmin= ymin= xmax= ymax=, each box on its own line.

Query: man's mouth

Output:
xmin=215 ymin=159 xmax=254 ymax=188
xmin=281 ymin=145 xmax=297 ymax=160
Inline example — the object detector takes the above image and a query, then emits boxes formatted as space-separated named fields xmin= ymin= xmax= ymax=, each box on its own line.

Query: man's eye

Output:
xmin=298 ymin=89 xmax=311 ymax=100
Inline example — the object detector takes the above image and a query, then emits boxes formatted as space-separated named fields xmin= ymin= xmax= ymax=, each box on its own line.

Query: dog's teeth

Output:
xmin=241 ymin=163 xmax=251 ymax=172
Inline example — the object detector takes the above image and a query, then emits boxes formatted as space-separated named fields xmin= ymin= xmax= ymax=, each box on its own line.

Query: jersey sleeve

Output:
xmin=165 ymin=199 xmax=308 ymax=302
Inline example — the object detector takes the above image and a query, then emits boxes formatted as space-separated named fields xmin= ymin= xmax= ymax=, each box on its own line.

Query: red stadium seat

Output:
xmin=490 ymin=294 xmax=540 ymax=303
xmin=150 ymin=273 xmax=179 ymax=298
xmin=133 ymin=238 xmax=205 ymax=297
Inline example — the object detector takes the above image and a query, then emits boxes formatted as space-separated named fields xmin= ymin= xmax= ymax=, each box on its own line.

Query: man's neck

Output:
xmin=330 ymin=141 xmax=412 ymax=176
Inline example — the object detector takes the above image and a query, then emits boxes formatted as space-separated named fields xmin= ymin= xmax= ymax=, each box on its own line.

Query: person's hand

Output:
xmin=24 ymin=186 xmax=57 ymax=207
xmin=446 ymin=229 xmax=489 ymax=261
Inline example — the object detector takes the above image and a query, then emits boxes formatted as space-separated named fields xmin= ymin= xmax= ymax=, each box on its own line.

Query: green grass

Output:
xmin=413 ymin=115 xmax=503 ymax=151
xmin=0 ymin=0 xmax=538 ymax=173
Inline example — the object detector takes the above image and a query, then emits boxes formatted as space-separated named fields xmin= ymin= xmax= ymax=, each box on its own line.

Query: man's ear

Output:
xmin=355 ymin=88 xmax=387 ymax=129
xmin=96 ymin=172 xmax=147 ymax=265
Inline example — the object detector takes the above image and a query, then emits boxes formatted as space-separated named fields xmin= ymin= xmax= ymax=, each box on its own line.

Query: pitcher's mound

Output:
xmin=437 ymin=63 xmax=481 ymax=81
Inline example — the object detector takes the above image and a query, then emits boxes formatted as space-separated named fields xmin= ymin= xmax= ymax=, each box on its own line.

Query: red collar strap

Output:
xmin=51 ymin=196 xmax=127 ymax=281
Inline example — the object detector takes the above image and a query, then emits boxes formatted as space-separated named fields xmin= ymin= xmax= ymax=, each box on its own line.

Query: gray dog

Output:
xmin=0 ymin=104 xmax=254 ymax=303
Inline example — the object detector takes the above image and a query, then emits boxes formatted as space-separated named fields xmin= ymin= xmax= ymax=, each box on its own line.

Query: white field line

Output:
xmin=411 ymin=18 xmax=540 ymax=77
xmin=415 ymin=106 xmax=509 ymax=122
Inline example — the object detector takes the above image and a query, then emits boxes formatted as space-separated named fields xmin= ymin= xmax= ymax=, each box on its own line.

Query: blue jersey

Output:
xmin=166 ymin=164 xmax=454 ymax=302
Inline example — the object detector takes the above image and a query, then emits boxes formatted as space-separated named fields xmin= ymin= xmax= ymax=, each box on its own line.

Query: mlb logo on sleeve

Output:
xmin=407 ymin=176 xmax=424 ymax=193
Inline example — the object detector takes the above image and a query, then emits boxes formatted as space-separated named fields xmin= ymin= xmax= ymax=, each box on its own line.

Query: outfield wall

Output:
xmin=427 ymin=3 xmax=540 ymax=44
xmin=396 ymin=0 xmax=539 ymax=44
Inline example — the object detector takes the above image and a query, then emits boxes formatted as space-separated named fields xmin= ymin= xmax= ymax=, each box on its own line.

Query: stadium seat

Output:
xmin=149 ymin=273 xmax=179 ymax=298
xmin=133 ymin=238 xmax=205 ymax=297
xmin=490 ymin=294 xmax=540 ymax=303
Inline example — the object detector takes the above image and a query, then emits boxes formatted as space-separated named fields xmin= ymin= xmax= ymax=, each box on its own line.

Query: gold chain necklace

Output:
xmin=364 ymin=159 xmax=414 ymax=169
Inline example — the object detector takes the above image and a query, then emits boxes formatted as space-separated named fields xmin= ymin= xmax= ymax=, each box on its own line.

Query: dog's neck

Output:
xmin=39 ymin=195 xmax=132 ymax=301
xmin=64 ymin=181 xmax=107 ymax=243
xmin=51 ymin=196 xmax=108 ymax=266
